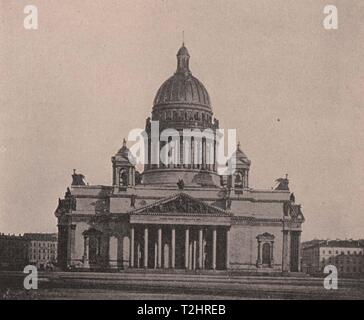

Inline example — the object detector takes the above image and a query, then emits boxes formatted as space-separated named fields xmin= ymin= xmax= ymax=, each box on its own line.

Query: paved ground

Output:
xmin=0 ymin=271 xmax=363 ymax=300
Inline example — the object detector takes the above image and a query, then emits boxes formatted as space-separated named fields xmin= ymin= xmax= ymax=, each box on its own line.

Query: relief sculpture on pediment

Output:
xmin=144 ymin=197 xmax=219 ymax=214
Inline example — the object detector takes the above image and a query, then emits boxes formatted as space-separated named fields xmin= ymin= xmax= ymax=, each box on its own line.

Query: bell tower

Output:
xmin=228 ymin=142 xmax=251 ymax=190
xmin=111 ymin=139 xmax=135 ymax=191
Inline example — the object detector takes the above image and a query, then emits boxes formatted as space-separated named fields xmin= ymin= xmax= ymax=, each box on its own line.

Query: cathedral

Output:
xmin=55 ymin=44 xmax=304 ymax=273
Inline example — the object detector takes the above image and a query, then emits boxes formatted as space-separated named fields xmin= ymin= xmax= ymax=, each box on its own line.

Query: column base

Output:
xmin=82 ymin=257 xmax=90 ymax=269
xmin=108 ymin=260 xmax=118 ymax=269
xmin=123 ymin=260 xmax=130 ymax=269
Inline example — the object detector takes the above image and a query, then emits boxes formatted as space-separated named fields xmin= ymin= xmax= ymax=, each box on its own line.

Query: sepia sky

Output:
xmin=0 ymin=0 xmax=363 ymax=240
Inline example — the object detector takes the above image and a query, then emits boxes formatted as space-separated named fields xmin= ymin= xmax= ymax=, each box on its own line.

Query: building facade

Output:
xmin=55 ymin=45 xmax=304 ymax=273
xmin=24 ymin=233 xmax=58 ymax=270
xmin=0 ymin=233 xmax=58 ymax=270
xmin=0 ymin=234 xmax=29 ymax=270
xmin=302 ymin=239 xmax=364 ymax=276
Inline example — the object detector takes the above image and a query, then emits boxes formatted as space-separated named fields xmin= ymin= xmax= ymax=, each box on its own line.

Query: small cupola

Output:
xmin=176 ymin=44 xmax=191 ymax=75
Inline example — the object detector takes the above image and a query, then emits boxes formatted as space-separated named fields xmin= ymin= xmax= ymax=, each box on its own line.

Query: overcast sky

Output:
xmin=0 ymin=0 xmax=363 ymax=240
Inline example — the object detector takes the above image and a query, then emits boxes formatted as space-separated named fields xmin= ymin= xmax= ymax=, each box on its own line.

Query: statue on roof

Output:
xmin=177 ymin=179 xmax=185 ymax=190
xmin=274 ymin=174 xmax=289 ymax=191
xmin=65 ymin=187 xmax=71 ymax=198
xmin=71 ymin=169 xmax=86 ymax=186
xmin=290 ymin=192 xmax=295 ymax=203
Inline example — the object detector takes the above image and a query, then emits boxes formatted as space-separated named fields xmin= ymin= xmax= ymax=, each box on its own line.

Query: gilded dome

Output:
xmin=153 ymin=45 xmax=211 ymax=109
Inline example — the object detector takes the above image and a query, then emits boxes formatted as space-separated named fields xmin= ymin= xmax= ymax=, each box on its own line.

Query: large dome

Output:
xmin=154 ymin=74 xmax=211 ymax=107
xmin=153 ymin=45 xmax=211 ymax=109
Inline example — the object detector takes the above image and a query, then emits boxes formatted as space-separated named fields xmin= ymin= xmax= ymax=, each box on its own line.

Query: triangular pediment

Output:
xmin=130 ymin=192 xmax=231 ymax=216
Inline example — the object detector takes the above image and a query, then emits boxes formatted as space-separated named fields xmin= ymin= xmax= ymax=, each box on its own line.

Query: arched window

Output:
xmin=119 ymin=169 xmax=128 ymax=186
xmin=235 ymin=171 xmax=244 ymax=187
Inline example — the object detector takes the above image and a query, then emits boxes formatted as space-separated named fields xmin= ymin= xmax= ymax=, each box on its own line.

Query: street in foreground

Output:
xmin=0 ymin=271 xmax=363 ymax=300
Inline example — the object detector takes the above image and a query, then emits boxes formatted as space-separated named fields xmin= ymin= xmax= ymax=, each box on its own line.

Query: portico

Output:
xmin=129 ymin=224 xmax=229 ymax=270
xmin=128 ymin=192 xmax=231 ymax=270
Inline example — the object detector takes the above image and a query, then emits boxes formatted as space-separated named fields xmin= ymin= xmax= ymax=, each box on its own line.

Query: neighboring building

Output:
xmin=301 ymin=239 xmax=364 ymax=276
xmin=55 ymin=44 xmax=304 ymax=273
xmin=24 ymin=233 xmax=58 ymax=270
xmin=0 ymin=233 xmax=29 ymax=270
